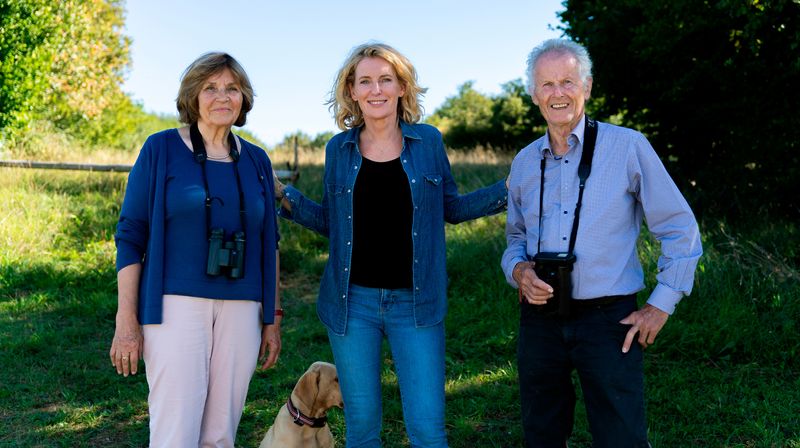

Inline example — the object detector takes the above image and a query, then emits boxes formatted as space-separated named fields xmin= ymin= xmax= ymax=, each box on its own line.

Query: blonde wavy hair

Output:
xmin=327 ymin=42 xmax=426 ymax=130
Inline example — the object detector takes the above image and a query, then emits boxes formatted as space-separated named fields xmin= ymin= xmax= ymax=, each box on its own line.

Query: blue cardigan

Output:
xmin=115 ymin=129 xmax=280 ymax=324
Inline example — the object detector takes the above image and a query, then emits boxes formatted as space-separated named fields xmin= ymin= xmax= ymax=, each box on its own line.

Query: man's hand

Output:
xmin=619 ymin=304 xmax=669 ymax=353
xmin=512 ymin=261 xmax=554 ymax=305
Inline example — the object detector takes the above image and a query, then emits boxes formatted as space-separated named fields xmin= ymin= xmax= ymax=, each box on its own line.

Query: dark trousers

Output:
xmin=517 ymin=296 xmax=650 ymax=448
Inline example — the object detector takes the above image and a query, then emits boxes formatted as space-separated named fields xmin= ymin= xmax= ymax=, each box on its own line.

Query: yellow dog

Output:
xmin=259 ymin=361 xmax=343 ymax=448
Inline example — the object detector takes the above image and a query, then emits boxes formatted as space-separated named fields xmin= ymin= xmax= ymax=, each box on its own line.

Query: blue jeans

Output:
xmin=517 ymin=296 xmax=649 ymax=448
xmin=327 ymin=284 xmax=448 ymax=448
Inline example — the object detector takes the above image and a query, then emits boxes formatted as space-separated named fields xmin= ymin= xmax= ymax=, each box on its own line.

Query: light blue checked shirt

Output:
xmin=501 ymin=117 xmax=702 ymax=314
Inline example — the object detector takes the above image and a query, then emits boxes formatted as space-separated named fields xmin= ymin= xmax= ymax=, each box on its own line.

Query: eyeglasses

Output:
xmin=201 ymin=86 xmax=241 ymax=98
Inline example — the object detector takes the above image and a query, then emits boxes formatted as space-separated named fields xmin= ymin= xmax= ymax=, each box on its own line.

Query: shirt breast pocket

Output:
xmin=326 ymin=184 xmax=346 ymax=196
xmin=422 ymin=174 xmax=442 ymax=211
xmin=325 ymin=184 xmax=348 ymax=216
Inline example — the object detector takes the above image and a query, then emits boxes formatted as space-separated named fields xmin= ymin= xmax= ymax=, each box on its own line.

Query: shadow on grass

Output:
xmin=0 ymin=263 xmax=150 ymax=447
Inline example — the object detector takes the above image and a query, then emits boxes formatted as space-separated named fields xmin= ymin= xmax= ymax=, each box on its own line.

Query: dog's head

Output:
xmin=293 ymin=361 xmax=343 ymax=416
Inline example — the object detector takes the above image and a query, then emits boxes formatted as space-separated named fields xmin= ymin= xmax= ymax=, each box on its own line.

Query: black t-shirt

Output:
xmin=349 ymin=156 xmax=413 ymax=289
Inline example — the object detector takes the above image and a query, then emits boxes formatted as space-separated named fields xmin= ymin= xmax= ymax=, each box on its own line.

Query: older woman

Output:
xmin=109 ymin=52 xmax=282 ymax=447
xmin=275 ymin=43 xmax=507 ymax=447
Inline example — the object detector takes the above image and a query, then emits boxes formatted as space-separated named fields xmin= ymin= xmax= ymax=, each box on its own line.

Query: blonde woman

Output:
xmin=275 ymin=43 xmax=507 ymax=447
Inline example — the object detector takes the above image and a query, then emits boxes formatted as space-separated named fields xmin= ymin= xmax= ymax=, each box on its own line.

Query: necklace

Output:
xmin=206 ymin=152 xmax=230 ymax=161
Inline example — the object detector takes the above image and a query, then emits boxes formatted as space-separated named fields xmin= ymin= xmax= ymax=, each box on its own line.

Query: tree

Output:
xmin=311 ymin=131 xmax=335 ymax=149
xmin=0 ymin=0 xmax=130 ymax=145
xmin=560 ymin=0 xmax=800 ymax=217
xmin=489 ymin=79 xmax=543 ymax=150
xmin=275 ymin=130 xmax=333 ymax=152
xmin=427 ymin=81 xmax=494 ymax=149
xmin=427 ymin=80 xmax=544 ymax=151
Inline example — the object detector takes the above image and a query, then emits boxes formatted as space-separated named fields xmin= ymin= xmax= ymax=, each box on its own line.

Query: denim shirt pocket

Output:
xmin=422 ymin=174 xmax=442 ymax=211
xmin=325 ymin=182 xmax=350 ymax=237
xmin=327 ymin=183 xmax=346 ymax=195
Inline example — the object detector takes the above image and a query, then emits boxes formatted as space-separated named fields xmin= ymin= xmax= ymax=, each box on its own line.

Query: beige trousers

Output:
xmin=143 ymin=294 xmax=261 ymax=448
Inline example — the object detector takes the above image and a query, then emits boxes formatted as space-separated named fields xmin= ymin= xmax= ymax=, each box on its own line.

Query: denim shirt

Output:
xmin=279 ymin=122 xmax=507 ymax=335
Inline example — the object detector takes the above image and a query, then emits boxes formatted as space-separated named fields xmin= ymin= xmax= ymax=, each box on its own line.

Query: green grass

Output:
xmin=1 ymin=153 xmax=799 ymax=447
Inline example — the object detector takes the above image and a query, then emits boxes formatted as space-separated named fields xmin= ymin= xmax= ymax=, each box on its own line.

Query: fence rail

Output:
xmin=0 ymin=160 xmax=298 ymax=180
xmin=0 ymin=160 xmax=132 ymax=172
xmin=1 ymin=136 xmax=301 ymax=180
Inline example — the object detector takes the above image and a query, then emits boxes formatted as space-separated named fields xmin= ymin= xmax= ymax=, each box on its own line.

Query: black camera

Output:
xmin=206 ymin=228 xmax=246 ymax=279
xmin=532 ymin=252 xmax=576 ymax=317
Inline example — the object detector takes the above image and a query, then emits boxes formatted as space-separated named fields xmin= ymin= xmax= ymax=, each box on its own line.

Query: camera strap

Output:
xmin=537 ymin=114 xmax=598 ymax=255
xmin=189 ymin=122 xmax=247 ymax=238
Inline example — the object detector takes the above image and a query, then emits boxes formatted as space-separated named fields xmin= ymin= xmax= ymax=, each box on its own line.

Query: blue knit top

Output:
xmin=115 ymin=129 xmax=280 ymax=324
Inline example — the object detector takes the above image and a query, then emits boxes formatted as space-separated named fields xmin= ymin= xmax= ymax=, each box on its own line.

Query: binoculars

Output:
xmin=207 ymin=228 xmax=246 ymax=279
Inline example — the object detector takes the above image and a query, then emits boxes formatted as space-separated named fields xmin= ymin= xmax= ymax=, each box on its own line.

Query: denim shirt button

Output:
xmin=413 ymin=232 xmax=417 ymax=236
xmin=403 ymin=159 xmax=407 ymax=163
xmin=348 ymin=215 xmax=352 ymax=219
xmin=347 ymin=189 xmax=351 ymax=193
xmin=344 ymin=268 xmax=348 ymax=271
xmin=354 ymin=165 xmax=358 ymax=169
xmin=347 ymin=241 xmax=351 ymax=245
xmin=414 ymin=259 xmax=418 ymax=263
xmin=411 ymin=179 xmax=416 ymax=183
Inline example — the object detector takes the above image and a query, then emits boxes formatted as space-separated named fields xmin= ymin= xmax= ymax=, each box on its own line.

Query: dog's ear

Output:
xmin=294 ymin=365 xmax=321 ymax=403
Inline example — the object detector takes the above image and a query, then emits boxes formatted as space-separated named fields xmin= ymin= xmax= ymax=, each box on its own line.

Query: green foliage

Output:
xmin=427 ymin=81 xmax=494 ymax=148
xmin=0 ymin=0 xmax=269 ymax=156
xmin=311 ymin=130 xmax=336 ymax=149
xmin=427 ymin=80 xmax=545 ymax=151
xmin=559 ymin=0 xmax=800 ymax=217
xmin=489 ymin=80 xmax=542 ymax=150
xmin=274 ymin=130 xmax=335 ymax=152
xmin=0 ymin=0 xmax=131 ymax=147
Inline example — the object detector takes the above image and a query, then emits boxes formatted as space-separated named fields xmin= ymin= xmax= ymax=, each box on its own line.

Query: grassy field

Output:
xmin=1 ymin=145 xmax=798 ymax=447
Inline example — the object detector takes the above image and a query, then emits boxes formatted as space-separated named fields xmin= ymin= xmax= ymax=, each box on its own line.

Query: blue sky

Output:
xmin=123 ymin=1 xmax=565 ymax=146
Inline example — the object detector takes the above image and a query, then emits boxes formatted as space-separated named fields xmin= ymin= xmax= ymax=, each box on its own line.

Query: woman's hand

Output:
xmin=258 ymin=319 xmax=282 ymax=369
xmin=111 ymin=264 xmax=143 ymax=377
xmin=273 ymin=173 xmax=293 ymax=212
xmin=110 ymin=313 xmax=143 ymax=377
xmin=273 ymin=173 xmax=285 ymax=200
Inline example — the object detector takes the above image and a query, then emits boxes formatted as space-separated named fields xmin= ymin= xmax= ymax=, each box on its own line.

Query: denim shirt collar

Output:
xmin=338 ymin=120 xmax=423 ymax=150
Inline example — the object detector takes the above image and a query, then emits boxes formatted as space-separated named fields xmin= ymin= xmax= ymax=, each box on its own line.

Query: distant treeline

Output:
xmin=2 ymin=0 xmax=797 ymax=217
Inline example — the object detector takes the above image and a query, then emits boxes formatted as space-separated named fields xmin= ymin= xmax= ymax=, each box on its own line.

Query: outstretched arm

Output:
xmin=273 ymin=175 xmax=330 ymax=238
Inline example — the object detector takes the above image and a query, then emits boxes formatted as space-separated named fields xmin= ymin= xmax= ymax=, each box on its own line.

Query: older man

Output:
xmin=501 ymin=39 xmax=702 ymax=447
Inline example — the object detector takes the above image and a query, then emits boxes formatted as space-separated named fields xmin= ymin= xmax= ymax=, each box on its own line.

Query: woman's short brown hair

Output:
xmin=327 ymin=42 xmax=427 ymax=130
xmin=176 ymin=52 xmax=254 ymax=127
